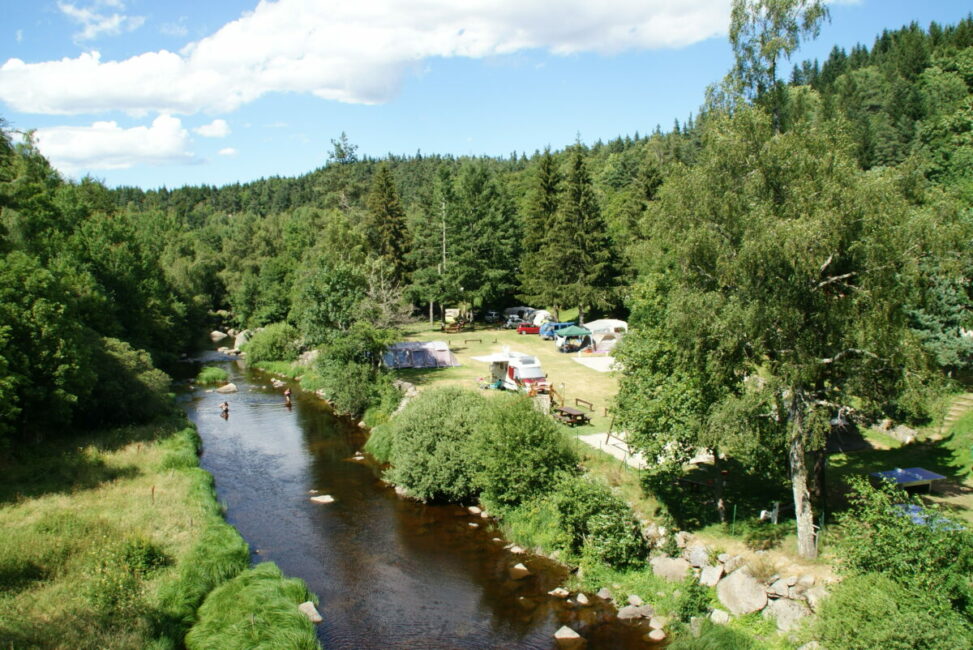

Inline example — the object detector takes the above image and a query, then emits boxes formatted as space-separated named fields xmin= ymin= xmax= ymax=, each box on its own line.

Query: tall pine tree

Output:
xmin=364 ymin=163 xmax=409 ymax=284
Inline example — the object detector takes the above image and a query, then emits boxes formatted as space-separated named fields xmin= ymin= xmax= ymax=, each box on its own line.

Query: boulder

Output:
xmin=554 ymin=625 xmax=584 ymax=649
xmin=298 ymin=601 xmax=322 ymax=623
xmin=509 ymin=545 xmax=526 ymax=555
xmin=890 ymin=424 xmax=918 ymax=444
xmin=717 ymin=553 xmax=731 ymax=564
xmin=468 ymin=506 xmax=482 ymax=515
xmin=675 ymin=531 xmax=691 ymax=548
xmin=723 ymin=555 xmax=745 ymax=574
xmin=645 ymin=629 xmax=666 ymax=643
xmin=686 ymin=544 xmax=711 ymax=568
xmin=309 ymin=494 xmax=335 ymax=504
xmin=627 ymin=594 xmax=644 ymax=607
xmin=648 ymin=616 xmax=666 ymax=630
xmin=717 ymin=569 xmax=768 ymax=616
xmin=233 ymin=330 xmax=251 ymax=349
xmin=468 ymin=522 xmax=479 ymax=528
xmin=804 ymin=585 xmax=829 ymax=612
xmin=616 ymin=605 xmax=645 ymax=621
xmin=596 ymin=587 xmax=613 ymax=601
xmin=797 ymin=575 xmax=815 ymax=588
xmin=651 ymin=556 xmax=692 ymax=582
xmin=508 ymin=563 xmax=531 ymax=580
xmin=210 ymin=330 xmax=229 ymax=342
xmin=548 ymin=587 xmax=570 ymax=599
xmin=699 ymin=564 xmax=724 ymax=587
xmin=769 ymin=579 xmax=791 ymax=598
xmin=709 ymin=609 xmax=730 ymax=625
xmin=215 ymin=383 xmax=238 ymax=394
xmin=762 ymin=598 xmax=811 ymax=632
xmin=576 ymin=593 xmax=590 ymax=606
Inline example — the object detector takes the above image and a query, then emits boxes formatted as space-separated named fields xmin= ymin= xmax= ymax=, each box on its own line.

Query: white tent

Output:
xmin=531 ymin=309 xmax=553 ymax=325
xmin=583 ymin=319 xmax=628 ymax=353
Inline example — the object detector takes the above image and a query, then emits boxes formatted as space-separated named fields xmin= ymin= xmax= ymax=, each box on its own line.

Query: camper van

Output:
xmin=481 ymin=350 xmax=550 ymax=393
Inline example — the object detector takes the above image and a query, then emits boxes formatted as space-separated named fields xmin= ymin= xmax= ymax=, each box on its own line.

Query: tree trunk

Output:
xmin=428 ymin=301 xmax=434 ymax=324
xmin=789 ymin=397 xmax=818 ymax=558
xmin=712 ymin=447 xmax=727 ymax=525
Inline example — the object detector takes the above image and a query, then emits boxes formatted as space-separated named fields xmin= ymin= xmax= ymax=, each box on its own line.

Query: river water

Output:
xmin=180 ymin=351 xmax=655 ymax=649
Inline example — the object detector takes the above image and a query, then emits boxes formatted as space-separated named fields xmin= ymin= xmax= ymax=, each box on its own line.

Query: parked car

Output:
xmin=503 ymin=315 xmax=524 ymax=329
xmin=517 ymin=323 xmax=541 ymax=335
xmin=539 ymin=321 xmax=574 ymax=340
xmin=484 ymin=310 xmax=500 ymax=323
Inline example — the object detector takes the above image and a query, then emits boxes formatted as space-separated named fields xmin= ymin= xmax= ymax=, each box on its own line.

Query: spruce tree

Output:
xmin=364 ymin=163 xmax=408 ymax=284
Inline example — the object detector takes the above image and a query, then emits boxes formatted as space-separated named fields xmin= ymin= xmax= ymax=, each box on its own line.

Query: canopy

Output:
xmin=584 ymin=319 xmax=628 ymax=334
xmin=556 ymin=325 xmax=592 ymax=338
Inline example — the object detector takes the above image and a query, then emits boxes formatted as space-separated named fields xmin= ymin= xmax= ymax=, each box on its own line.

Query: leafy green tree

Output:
xmin=635 ymin=102 xmax=928 ymax=557
xmin=289 ymin=258 xmax=366 ymax=344
xmin=243 ymin=322 xmax=300 ymax=365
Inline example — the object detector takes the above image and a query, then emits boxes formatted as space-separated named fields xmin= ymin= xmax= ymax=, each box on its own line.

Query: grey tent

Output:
xmin=383 ymin=341 xmax=460 ymax=369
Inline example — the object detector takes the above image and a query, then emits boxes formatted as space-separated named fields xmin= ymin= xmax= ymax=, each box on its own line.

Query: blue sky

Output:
xmin=1 ymin=0 xmax=971 ymax=190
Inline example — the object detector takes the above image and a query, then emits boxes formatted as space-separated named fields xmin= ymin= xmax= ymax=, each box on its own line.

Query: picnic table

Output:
xmin=870 ymin=467 xmax=947 ymax=493
xmin=552 ymin=406 xmax=591 ymax=427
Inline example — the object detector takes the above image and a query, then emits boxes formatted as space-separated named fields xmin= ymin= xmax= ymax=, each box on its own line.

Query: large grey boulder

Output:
xmin=210 ymin=330 xmax=229 ymax=342
xmin=762 ymin=598 xmax=811 ymax=632
xmin=215 ymin=382 xmax=238 ymax=394
xmin=686 ymin=544 xmax=711 ymax=568
xmin=616 ymin=605 xmax=644 ymax=620
xmin=298 ymin=601 xmax=322 ymax=623
xmin=769 ymin=578 xmax=791 ymax=598
xmin=699 ymin=564 xmax=724 ymax=587
xmin=651 ymin=556 xmax=692 ymax=582
xmin=722 ymin=555 xmax=746 ymax=574
xmin=717 ymin=569 xmax=768 ymax=616
xmin=709 ymin=609 xmax=730 ymax=625
xmin=233 ymin=329 xmax=251 ymax=349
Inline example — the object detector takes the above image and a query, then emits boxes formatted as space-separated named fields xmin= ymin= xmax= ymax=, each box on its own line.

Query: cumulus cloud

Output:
xmin=1 ymin=0 xmax=729 ymax=115
xmin=57 ymin=0 xmax=145 ymax=42
xmin=194 ymin=118 xmax=231 ymax=137
xmin=33 ymin=114 xmax=195 ymax=174
xmin=218 ymin=147 xmax=238 ymax=156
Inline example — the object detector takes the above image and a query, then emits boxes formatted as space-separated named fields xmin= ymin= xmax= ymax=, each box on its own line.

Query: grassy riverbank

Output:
xmin=0 ymin=413 xmax=319 ymax=649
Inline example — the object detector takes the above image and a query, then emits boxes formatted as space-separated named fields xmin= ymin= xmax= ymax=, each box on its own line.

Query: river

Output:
xmin=180 ymin=351 xmax=655 ymax=648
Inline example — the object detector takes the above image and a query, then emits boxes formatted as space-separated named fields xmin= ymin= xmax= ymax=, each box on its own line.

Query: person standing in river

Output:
xmin=284 ymin=388 xmax=292 ymax=405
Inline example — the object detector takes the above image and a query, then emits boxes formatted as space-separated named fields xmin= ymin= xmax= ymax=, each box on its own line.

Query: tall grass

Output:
xmin=195 ymin=366 xmax=229 ymax=385
xmin=185 ymin=563 xmax=318 ymax=650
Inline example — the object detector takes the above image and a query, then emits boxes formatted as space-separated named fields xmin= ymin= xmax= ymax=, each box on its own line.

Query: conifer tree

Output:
xmin=365 ymin=163 xmax=409 ymax=284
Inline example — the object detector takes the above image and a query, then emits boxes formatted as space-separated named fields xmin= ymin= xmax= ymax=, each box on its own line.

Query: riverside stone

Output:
xmin=576 ymin=593 xmax=590 ymax=606
xmin=554 ymin=625 xmax=584 ymax=649
xmin=717 ymin=569 xmax=768 ymax=616
xmin=509 ymin=563 xmax=531 ymax=580
xmin=804 ymin=585 xmax=829 ymax=612
xmin=627 ymin=594 xmax=644 ymax=607
xmin=651 ymin=556 xmax=691 ymax=582
xmin=298 ymin=601 xmax=322 ymax=623
xmin=215 ymin=382 xmax=238 ymax=393
xmin=596 ymin=587 xmax=613 ymax=601
xmin=646 ymin=629 xmax=666 ymax=642
xmin=616 ymin=605 xmax=644 ymax=620
xmin=710 ymin=609 xmax=730 ymax=625
xmin=763 ymin=598 xmax=811 ymax=632
xmin=699 ymin=564 xmax=724 ymax=587
xmin=468 ymin=506 xmax=482 ymax=515
xmin=210 ymin=330 xmax=228 ymax=341
xmin=686 ymin=544 xmax=710 ymax=568
xmin=548 ymin=587 xmax=570 ymax=598
xmin=310 ymin=495 xmax=335 ymax=504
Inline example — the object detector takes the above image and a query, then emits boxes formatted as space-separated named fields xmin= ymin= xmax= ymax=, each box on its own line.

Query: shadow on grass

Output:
xmin=827 ymin=436 xmax=965 ymax=513
xmin=394 ymin=367 xmax=462 ymax=386
xmin=0 ymin=426 xmax=154 ymax=504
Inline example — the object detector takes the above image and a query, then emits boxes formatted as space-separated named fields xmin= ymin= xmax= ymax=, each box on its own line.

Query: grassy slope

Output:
xmin=0 ymin=414 xmax=318 ymax=649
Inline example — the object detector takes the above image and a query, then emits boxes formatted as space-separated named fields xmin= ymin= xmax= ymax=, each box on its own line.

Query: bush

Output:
xmin=836 ymin=477 xmax=973 ymax=614
xmin=550 ymin=475 xmax=646 ymax=568
xmin=243 ymin=322 xmax=299 ymax=365
xmin=75 ymin=336 xmax=172 ymax=428
xmin=363 ymin=422 xmax=394 ymax=463
xmin=385 ymin=387 xmax=486 ymax=503
xmin=185 ymin=563 xmax=319 ymax=650
xmin=195 ymin=366 xmax=228 ymax=385
xmin=668 ymin=620 xmax=757 ymax=649
xmin=314 ymin=359 xmax=376 ymax=418
xmin=470 ymin=394 xmax=576 ymax=509
xmin=674 ymin=577 xmax=713 ymax=622
xmin=814 ymin=573 xmax=973 ymax=649
xmin=742 ymin=519 xmax=788 ymax=551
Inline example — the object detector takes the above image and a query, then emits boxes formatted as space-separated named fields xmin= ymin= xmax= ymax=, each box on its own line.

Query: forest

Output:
xmin=1 ymin=3 xmax=973 ymax=648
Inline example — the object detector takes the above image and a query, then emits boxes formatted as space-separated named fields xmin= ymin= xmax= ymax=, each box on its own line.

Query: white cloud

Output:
xmin=1 ymin=0 xmax=729 ymax=115
xmin=161 ymin=18 xmax=189 ymax=38
xmin=57 ymin=1 xmax=145 ymax=42
xmin=194 ymin=118 xmax=230 ymax=138
xmin=15 ymin=29 xmax=23 ymax=43
xmin=33 ymin=114 xmax=195 ymax=174
xmin=218 ymin=147 xmax=238 ymax=156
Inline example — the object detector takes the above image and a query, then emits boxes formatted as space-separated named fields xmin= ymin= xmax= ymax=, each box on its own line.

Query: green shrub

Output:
xmin=314 ymin=359 xmax=376 ymax=417
xmin=363 ymin=423 xmax=394 ymax=463
xmin=674 ymin=577 xmax=712 ymax=622
xmin=385 ymin=387 xmax=486 ymax=503
xmin=470 ymin=394 xmax=576 ymax=509
xmin=550 ymin=475 xmax=646 ymax=568
xmin=185 ymin=563 xmax=319 ymax=650
xmin=668 ymin=620 xmax=757 ymax=649
xmin=75 ymin=336 xmax=172 ymax=428
xmin=814 ymin=573 xmax=973 ymax=649
xmin=195 ymin=366 xmax=228 ymax=385
xmin=244 ymin=322 xmax=299 ymax=365
xmin=742 ymin=518 xmax=788 ymax=551
xmin=836 ymin=477 xmax=973 ymax=614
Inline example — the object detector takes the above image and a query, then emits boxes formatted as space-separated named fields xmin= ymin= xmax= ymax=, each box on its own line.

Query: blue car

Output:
xmin=539 ymin=321 xmax=574 ymax=340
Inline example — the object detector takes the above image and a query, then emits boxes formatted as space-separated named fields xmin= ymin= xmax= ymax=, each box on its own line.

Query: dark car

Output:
xmin=517 ymin=323 xmax=541 ymax=335
xmin=503 ymin=315 xmax=524 ymax=329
